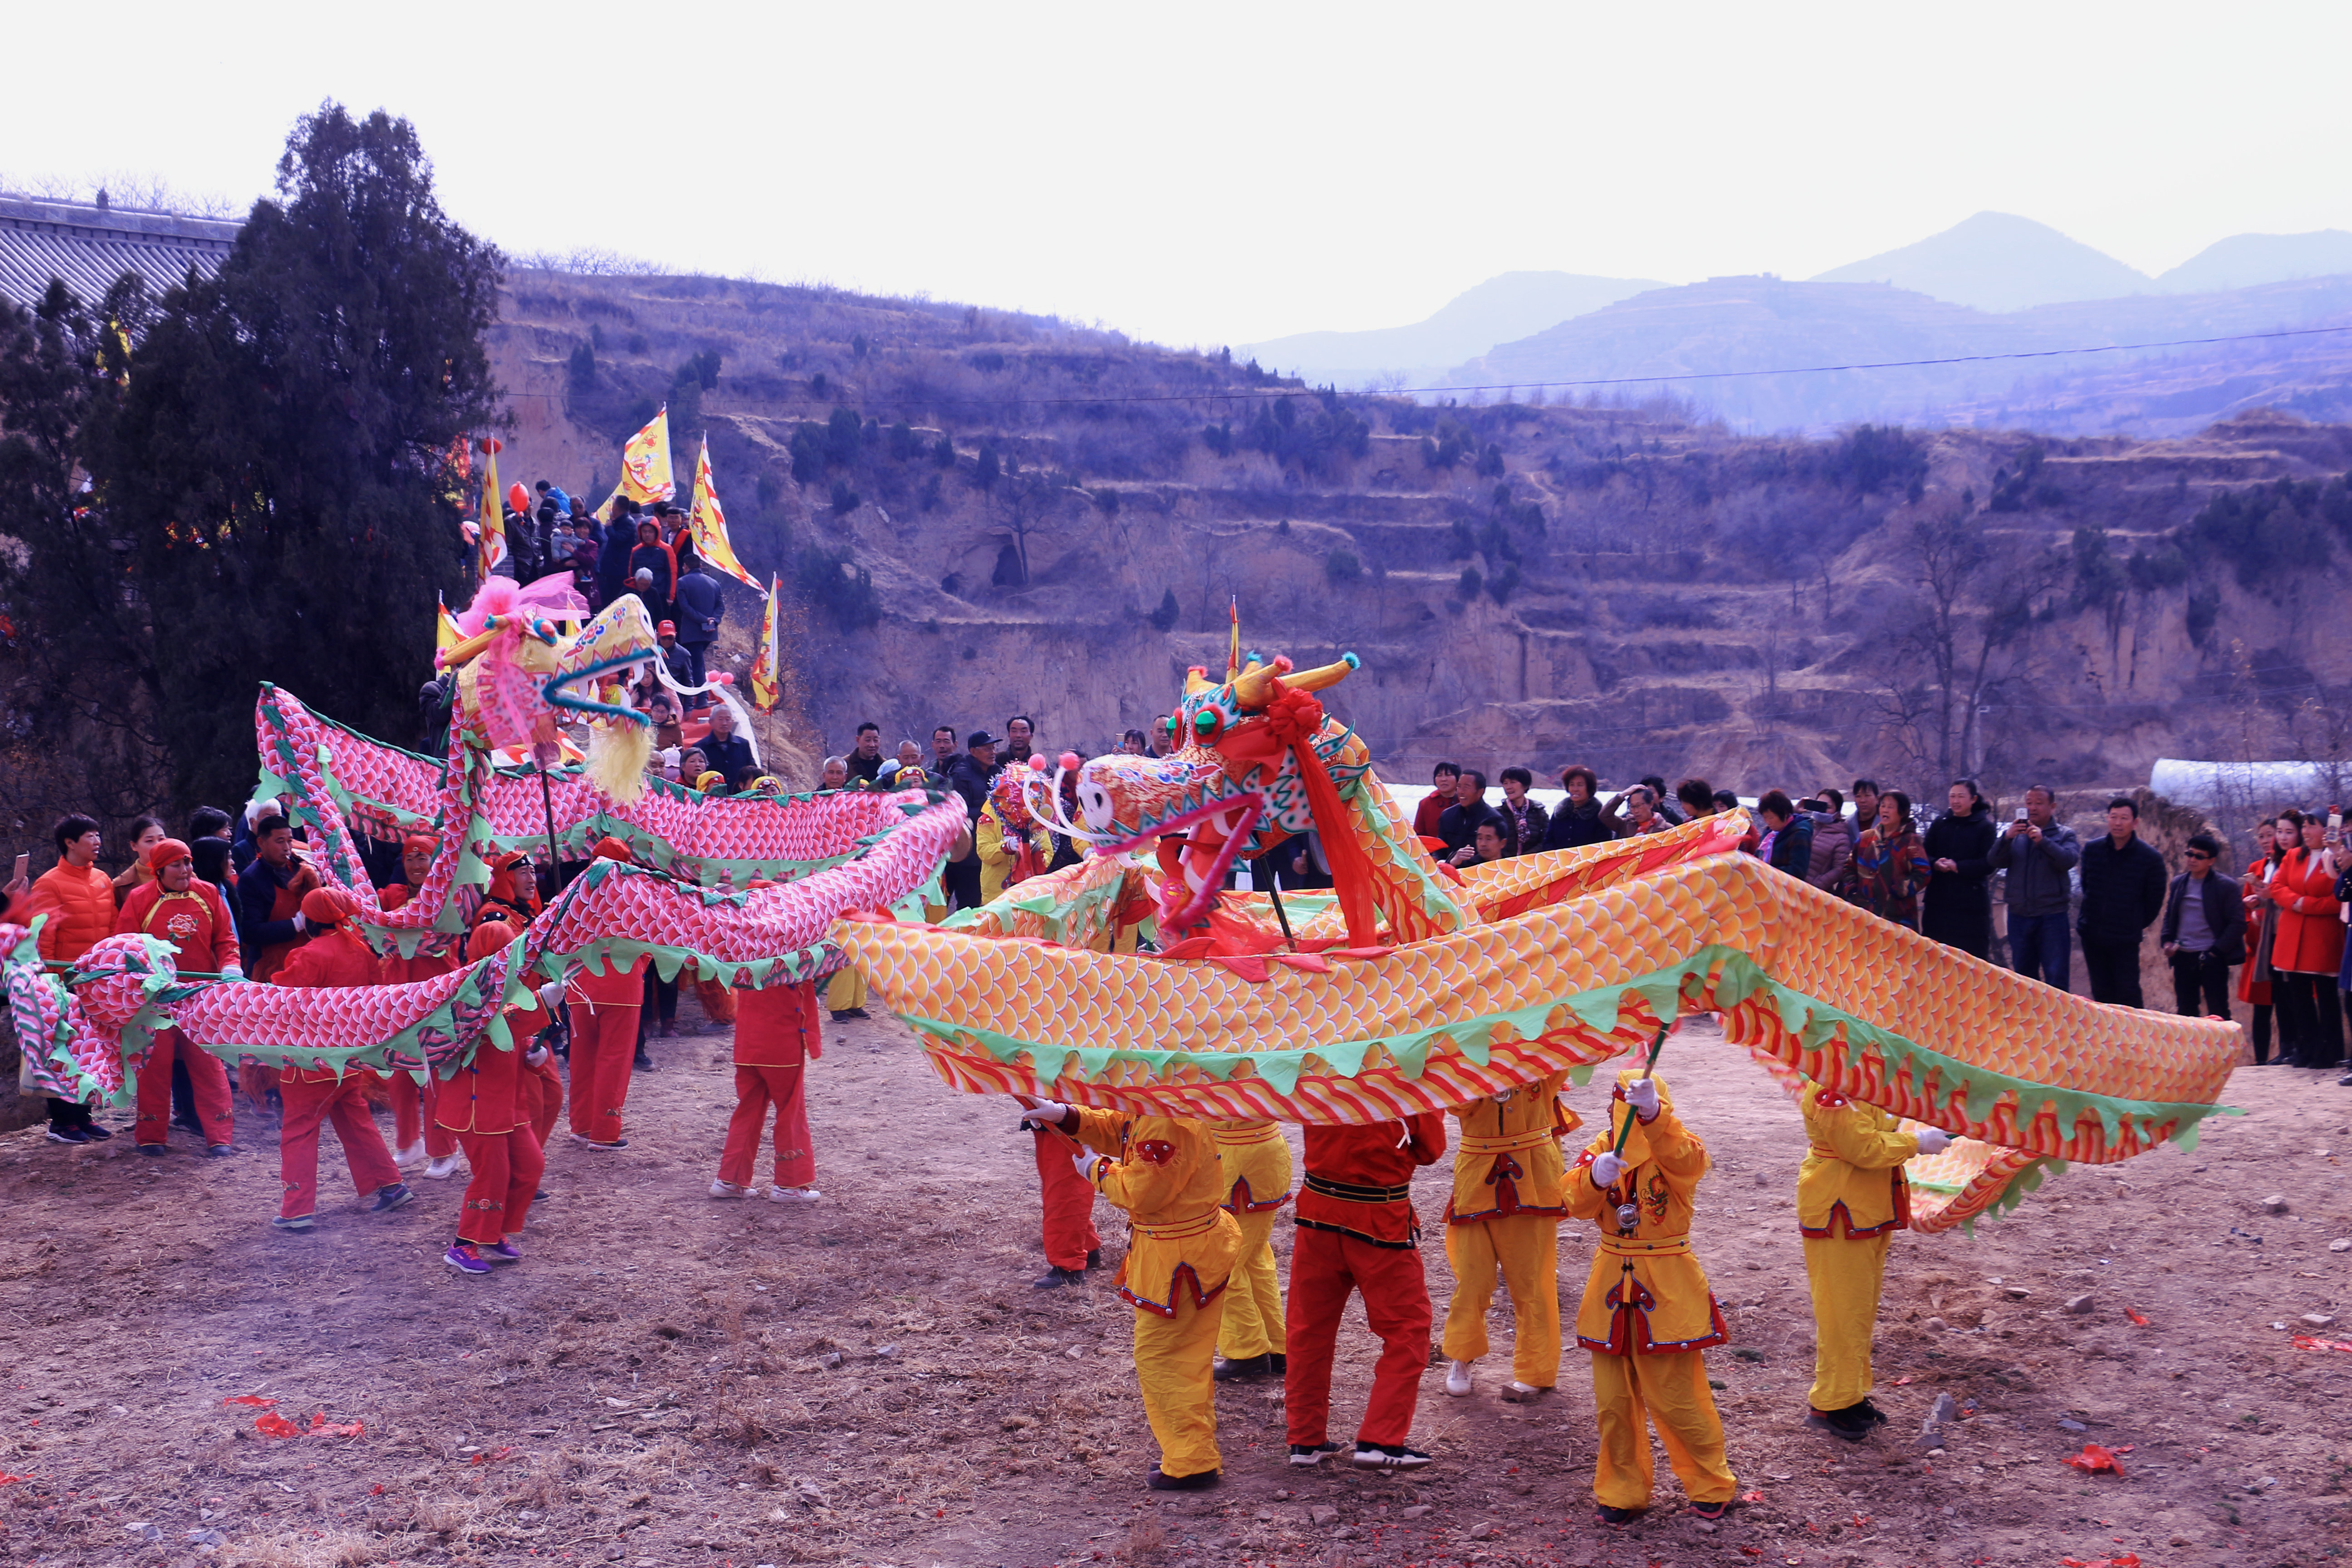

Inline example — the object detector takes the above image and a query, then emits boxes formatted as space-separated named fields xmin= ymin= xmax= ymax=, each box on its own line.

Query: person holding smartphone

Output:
xmin=2267 ymin=808 xmax=2344 ymax=1069
xmin=1987 ymin=787 xmax=2081 ymax=990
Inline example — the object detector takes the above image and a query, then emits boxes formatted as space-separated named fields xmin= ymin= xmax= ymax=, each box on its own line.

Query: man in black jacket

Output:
xmin=2077 ymin=797 xmax=2169 ymax=1008
xmin=943 ymin=732 xmax=1000 ymax=910
xmin=1436 ymin=771 xmax=1503 ymax=867
xmin=700 ymin=704 xmax=756 ymax=784
xmin=2160 ymin=832 xmax=2245 ymax=1019
xmin=672 ymin=564 xmax=724 ymax=703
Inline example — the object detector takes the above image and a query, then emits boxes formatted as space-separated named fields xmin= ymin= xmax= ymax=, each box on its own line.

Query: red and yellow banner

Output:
xmin=750 ymin=573 xmax=782 ymax=713
xmin=476 ymin=437 xmax=507 ymax=580
xmin=688 ymin=441 xmax=761 ymax=591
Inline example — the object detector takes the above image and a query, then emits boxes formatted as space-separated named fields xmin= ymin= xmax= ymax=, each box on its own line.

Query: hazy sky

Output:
xmin=11 ymin=2 xmax=2350 ymax=349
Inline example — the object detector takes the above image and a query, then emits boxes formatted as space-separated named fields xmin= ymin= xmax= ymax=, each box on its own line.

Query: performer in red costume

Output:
xmin=1284 ymin=1110 xmax=1447 ymax=1471
xmin=268 ymin=887 xmax=413 ymax=1230
xmin=439 ymin=917 xmax=550 ymax=1274
xmin=711 ymin=889 xmax=823 ymax=1204
xmin=563 ymin=838 xmax=650 ymax=1150
xmin=114 ymin=838 xmax=240 ymax=1155
xmin=377 ymin=833 xmax=464 ymax=1176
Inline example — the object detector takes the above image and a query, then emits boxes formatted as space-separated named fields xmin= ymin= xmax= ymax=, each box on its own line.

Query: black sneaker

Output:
xmin=1145 ymin=1467 xmax=1220 ymax=1492
xmin=271 ymin=1215 xmax=314 ymax=1232
xmin=206 ymin=1145 xmax=236 ymax=1158
xmin=1269 ymin=1352 xmax=1287 ymax=1374
xmin=632 ymin=1051 xmax=656 ymax=1072
xmin=1689 ymin=1499 xmax=1737 ymax=1520
xmin=137 ymin=1144 xmax=167 ymax=1158
xmin=1854 ymin=1397 xmax=1890 ymax=1427
xmin=1804 ymin=1405 xmax=1874 ymax=1442
xmin=1032 ymin=1265 xmax=1084 ymax=1290
xmin=1595 ymin=1504 xmax=1643 ymax=1526
xmin=80 ymin=1124 xmax=114 ymax=1142
xmin=1351 ymin=1442 xmax=1432 ymax=1471
xmin=44 ymin=1126 xmax=88 ymax=1145
xmin=1213 ymin=1354 xmax=1272 ymax=1383
xmin=369 ymin=1183 xmax=416 ymax=1214
xmin=1288 ymin=1441 xmax=1341 ymax=1467
xmin=1085 ymin=1247 xmax=1103 ymax=1269
xmin=829 ymin=1011 xmax=854 ymax=1023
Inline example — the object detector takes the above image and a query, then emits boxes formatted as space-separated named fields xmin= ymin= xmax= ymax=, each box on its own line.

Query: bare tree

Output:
xmin=1872 ymin=512 xmax=2049 ymax=783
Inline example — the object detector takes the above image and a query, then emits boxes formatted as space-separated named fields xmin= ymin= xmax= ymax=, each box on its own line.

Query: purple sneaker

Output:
xmin=484 ymin=1240 xmax=522 ymax=1265
xmin=443 ymin=1243 xmax=493 ymax=1276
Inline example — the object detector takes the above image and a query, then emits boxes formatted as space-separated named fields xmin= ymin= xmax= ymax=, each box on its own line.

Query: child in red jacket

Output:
xmin=115 ymin=838 xmax=241 ymax=1154
xmin=711 ymin=961 xmax=823 ymax=1204
xmin=440 ymin=917 xmax=552 ymax=1274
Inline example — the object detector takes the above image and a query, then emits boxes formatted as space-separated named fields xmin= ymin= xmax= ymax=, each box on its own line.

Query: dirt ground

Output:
xmin=1 ymin=1007 xmax=2349 ymax=1568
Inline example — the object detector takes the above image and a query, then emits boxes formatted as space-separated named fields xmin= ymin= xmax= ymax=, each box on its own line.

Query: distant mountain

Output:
xmin=1808 ymin=212 xmax=2152 ymax=313
xmin=1238 ymin=270 xmax=1662 ymax=388
xmin=1443 ymin=271 xmax=2352 ymax=436
xmin=2156 ymin=230 xmax=2352 ymax=294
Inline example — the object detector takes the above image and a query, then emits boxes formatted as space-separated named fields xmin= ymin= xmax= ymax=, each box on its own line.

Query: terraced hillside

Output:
xmin=486 ymin=271 xmax=2352 ymax=802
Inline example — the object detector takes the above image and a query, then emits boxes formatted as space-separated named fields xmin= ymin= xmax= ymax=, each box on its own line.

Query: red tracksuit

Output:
xmin=116 ymin=879 xmax=240 ymax=1150
xmin=436 ymin=1000 xmax=547 ymax=1245
xmin=270 ymin=931 xmax=403 ymax=1220
xmin=565 ymin=952 xmax=649 ymax=1143
xmin=717 ymin=980 xmax=820 ymax=1188
xmin=1285 ymin=1114 xmax=1447 ymax=1449
xmin=377 ymin=884 xmax=461 ymax=1159
xmin=1037 ymin=1129 xmax=1103 ymax=1271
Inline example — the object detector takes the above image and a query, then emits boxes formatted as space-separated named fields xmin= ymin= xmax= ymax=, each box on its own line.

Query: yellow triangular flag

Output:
xmin=620 ymin=405 xmax=675 ymax=505
xmin=476 ymin=437 xmax=507 ymax=580
xmin=435 ymin=592 xmax=462 ymax=656
xmin=750 ymin=573 xmax=782 ymax=713
xmin=688 ymin=441 xmax=762 ymax=591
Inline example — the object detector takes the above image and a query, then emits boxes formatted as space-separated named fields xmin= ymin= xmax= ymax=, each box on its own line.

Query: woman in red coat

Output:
xmin=2267 ymin=809 xmax=2344 ymax=1068
xmin=2238 ymin=817 xmax=2289 ymax=1064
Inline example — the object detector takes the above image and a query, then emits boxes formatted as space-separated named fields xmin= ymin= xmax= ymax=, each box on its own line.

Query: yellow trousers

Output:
xmin=1589 ymin=1350 xmax=1735 ymax=1509
xmin=1216 ymin=1208 xmax=1287 ymax=1360
xmin=1441 ymin=1214 xmax=1561 ymax=1388
xmin=823 ymin=966 xmax=867 ymax=1014
xmin=1803 ymin=1230 xmax=1891 ymax=1411
xmin=1134 ymin=1290 xmax=1225 ymax=1479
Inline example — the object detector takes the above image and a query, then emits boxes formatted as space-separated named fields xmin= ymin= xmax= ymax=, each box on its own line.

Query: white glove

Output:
xmin=537 ymin=978 xmax=566 ymax=1012
xmin=1914 ymin=1127 xmax=1952 ymax=1156
xmin=218 ymin=965 xmax=243 ymax=982
xmin=525 ymin=1045 xmax=550 ymax=1067
xmin=1625 ymin=1078 xmax=1660 ymax=1122
xmin=1016 ymin=1098 xmax=1071 ymax=1130
xmin=290 ymin=912 xmax=309 ymax=936
xmin=1072 ymin=1149 xmax=1105 ymax=1181
xmin=1590 ymin=1151 xmax=1627 ymax=1187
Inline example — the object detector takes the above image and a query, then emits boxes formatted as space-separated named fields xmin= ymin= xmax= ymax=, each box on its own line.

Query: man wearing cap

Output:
xmin=564 ymin=838 xmax=652 ymax=1150
xmin=440 ymin=916 xmax=551 ymax=1274
xmin=114 ymin=838 xmax=241 ymax=1156
xmin=269 ymin=887 xmax=414 ymax=1230
xmin=655 ymin=620 xmax=696 ymax=694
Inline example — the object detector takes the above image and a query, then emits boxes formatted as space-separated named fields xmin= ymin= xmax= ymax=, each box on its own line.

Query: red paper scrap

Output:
xmin=223 ymin=1396 xmax=278 ymax=1408
xmin=2061 ymin=1444 xmax=2127 ymax=1476
xmin=2293 ymin=1335 xmax=2352 ymax=1353
xmin=254 ymin=1413 xmax=299 ymax=1439
xmin=2125 ymin=1308 xmax=2149 ymax=1326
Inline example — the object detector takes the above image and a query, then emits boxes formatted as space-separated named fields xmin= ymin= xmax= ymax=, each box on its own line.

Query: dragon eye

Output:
xmin=1192 ymin=709 xmax=1222 ymax=741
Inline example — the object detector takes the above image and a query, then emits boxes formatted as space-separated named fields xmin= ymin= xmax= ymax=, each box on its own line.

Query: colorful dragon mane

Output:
xmin=836 ymin=648 xmax=2244 ymax=1235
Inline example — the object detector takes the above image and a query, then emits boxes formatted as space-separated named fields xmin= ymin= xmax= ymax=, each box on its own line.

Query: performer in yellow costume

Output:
xmin=1797 ymin=1079 xmax=1948 ymax=1440
xmin=1566 ymin=1070 xmax=1737 ymax=1525
xmin=1208 ymin=1119 xmax=1292 ymax=1382
xmin=1442 ymin=1072 xmax=1578 ymax=1402
xmin=1017 ymin=1096 xmax=1241 ymax=1491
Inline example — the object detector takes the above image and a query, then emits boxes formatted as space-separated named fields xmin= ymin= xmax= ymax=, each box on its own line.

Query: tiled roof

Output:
xmin=0 ymin=196 xmax=240 ymax=312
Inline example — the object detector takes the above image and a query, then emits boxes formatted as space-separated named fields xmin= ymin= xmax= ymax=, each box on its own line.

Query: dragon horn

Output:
xmin=1284 ymin=652 xmax=1361 ymax=694
xmin=1230 ymin=655 xmax=1293 ymax=710
xmin=1182 ymin=666 xmax=1217 ymax=698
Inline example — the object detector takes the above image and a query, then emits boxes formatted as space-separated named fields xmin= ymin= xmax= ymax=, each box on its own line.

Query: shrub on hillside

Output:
xmin=1325 ymin=548 xmax=1362 ymax=584
xmin=567 ymin=341 xmax=596 ymax=394
xmin=2178 ymin=473 xmax=2342 ymax=589
xmin=1149 ymin=588 xmax=1179 ymax=631
xmin=794 ymin=544 xmax=879 ymax=631
xmin=1825 ymin=424 xmax=1927 ymax=498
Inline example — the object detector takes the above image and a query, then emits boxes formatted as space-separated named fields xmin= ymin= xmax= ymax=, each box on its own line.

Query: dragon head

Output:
xmin=1024 ymin=652 xmax=1364 ymax=930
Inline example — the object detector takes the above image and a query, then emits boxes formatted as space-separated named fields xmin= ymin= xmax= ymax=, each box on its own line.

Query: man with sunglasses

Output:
xmin=2161 ymin=832 xmax=2245 ymax=1020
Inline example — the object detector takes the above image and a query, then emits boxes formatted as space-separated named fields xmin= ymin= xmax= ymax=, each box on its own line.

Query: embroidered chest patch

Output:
xmin=1134 ymin=1139 xmax=1176 ymax=1166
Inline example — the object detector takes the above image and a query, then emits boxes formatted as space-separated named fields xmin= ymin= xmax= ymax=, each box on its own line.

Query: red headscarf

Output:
xmin=146 ymin=838 xmax=193 ymax=873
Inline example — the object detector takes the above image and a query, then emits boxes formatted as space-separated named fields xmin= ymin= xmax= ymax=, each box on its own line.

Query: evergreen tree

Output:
xmin=60 ymin=103 xmax=501 ymax=809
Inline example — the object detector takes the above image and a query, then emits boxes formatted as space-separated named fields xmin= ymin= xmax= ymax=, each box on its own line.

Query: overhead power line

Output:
xmin=508 ymin=320 xmax=2352 ymax=410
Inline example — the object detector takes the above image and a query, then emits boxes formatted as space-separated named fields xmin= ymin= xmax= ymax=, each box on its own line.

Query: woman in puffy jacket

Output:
xmin=2238 ymin=816 xmax=2288 ymax=1064
xmin=1921 ymin=781 xmax=1999 ymax=960
xmin=2267 ymin=808 xmax=2344 ymax=1069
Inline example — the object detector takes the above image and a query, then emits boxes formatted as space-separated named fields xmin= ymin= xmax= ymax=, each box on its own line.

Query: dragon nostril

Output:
xmin=1080 ymin=784 xmax=1112 ymax=829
